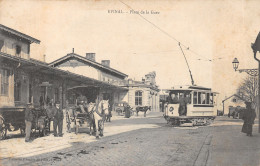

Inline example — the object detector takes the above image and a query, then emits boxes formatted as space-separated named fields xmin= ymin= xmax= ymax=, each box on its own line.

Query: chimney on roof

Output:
xmin=101 ymin=60 xmax=110 ymax=67
xmin=86 ymin=53 xmax=96 ymax=61
xmin=72 ymin=48 xmax=74 ymax=53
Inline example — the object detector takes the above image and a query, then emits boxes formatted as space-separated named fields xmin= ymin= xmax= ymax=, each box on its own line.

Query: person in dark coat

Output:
xmin=241 ymin=102 xmax=256 ymax=136
xmin=25 ymin=103 xmax=34 ymax=142
xmin=53 ymin=101 xmax=64 ymax=137
xmin=178 ymin=94 xmax=187 ymax=116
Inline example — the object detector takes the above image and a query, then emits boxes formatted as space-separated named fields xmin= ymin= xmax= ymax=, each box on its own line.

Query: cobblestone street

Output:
xmin=1 ymin=112 xmax=259 ymax=166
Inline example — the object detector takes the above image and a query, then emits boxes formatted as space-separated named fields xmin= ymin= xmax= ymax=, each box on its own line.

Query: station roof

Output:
xmin=0 ymin=24 xmax=40 ymax=44
xmin=48 ymin=53 xmax=128 ymax=79
xmin=0 ymin=52 xmax=128 ymax=91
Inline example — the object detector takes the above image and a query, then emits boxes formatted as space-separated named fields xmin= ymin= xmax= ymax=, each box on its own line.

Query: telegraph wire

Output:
xmin=119 ymin=0 xmax=213 ymax=62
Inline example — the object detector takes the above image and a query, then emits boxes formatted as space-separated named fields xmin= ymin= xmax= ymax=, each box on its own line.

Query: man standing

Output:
xmin=25 ymin=103 xmax=34 ymax=142
xmin=53 ymin=101 xmax=64 ymax=137
xmin=178 ymin=94 xmax=187 ymax=116
xmin=241 ymin=102 xmax=256 ymax=136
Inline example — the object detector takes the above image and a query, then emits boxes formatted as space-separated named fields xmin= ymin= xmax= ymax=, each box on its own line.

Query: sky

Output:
xmin=1 ymin=0 xmax=260 ymax=108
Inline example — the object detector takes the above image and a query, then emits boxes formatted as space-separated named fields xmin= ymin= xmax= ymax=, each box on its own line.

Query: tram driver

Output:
xmin=178 ymin=93 xmax=187 ymax=116
xmin=171 ymin=93 xmax=179 ymax=104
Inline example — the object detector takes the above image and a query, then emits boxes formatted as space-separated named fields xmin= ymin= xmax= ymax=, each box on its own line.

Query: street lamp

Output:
xmin=232 ymin=58 xmax=258 ymax=77
xmin=232 ymin=58 xmax=239 ymax=71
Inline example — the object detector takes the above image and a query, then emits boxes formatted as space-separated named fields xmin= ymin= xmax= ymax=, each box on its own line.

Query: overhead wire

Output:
xmin=119 ymin=0 xmax=215 ymax=62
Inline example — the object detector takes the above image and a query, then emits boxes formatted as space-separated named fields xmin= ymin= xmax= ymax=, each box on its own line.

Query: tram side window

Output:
xmin=198 ymin=92 xmax=201 ymax=104
xmin=210 ymin=93 xmax=214 ymax=105
xmin=193 ymin=92 xmax=198 ymax=104
xmin=201 ymin=93 xmax=206 ymax=104
xmin=206 ymin=93 xmax=210 ymax=104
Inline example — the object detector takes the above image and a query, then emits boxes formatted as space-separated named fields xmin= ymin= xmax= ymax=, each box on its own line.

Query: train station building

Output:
xmin=0 ymin=24 xmax=127 ymax=110
xmin=0 ymin=24 xmax=160 ymax=112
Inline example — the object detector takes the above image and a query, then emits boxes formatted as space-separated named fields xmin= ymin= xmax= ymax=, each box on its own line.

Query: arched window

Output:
xmin=135 ymin=91 xmax=142 ymax=106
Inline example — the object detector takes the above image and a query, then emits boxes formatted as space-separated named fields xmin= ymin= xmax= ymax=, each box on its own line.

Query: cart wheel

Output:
xmin=41 ymin=129 xmax=47 ymax=137
xmin=0 ymin=115 xmax=7 ymax=140
xmin=20 ymin=128 xmax=25 ymax=136
xmin=116 ymin=108 xmax=122 ymax=115
xmin=66 ymin=119 xmax=71 ymax=133
xmin=75 ymin=125 xmax=79 ymax=134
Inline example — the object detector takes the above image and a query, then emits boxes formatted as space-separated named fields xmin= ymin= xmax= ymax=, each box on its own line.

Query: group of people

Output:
xmin=24 ymin=100 xmax=64 ymax=143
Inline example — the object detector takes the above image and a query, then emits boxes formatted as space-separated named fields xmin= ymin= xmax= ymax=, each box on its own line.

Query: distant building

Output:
xmin=121 ymin=72 xmax=160 ymax=112
xmin=222 ymin=94 xmax=246 ymax=115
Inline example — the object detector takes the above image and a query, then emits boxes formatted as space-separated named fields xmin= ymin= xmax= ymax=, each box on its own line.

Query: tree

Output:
xmin=236 ymin=76 xmax=259 ymax=116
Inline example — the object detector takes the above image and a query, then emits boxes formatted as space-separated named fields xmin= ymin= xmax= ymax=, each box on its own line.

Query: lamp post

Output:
xmin=252 ymin=32 xmax=260 ymax=133
xmin=232 ymin=58 xmax=258 ymax=76
xmin=232 ymin=31 xmax=260 ymax=133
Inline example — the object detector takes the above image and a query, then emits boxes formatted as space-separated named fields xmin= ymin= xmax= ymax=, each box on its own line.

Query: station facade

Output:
xmin=0 ymin=24 xmax=160 ymax=112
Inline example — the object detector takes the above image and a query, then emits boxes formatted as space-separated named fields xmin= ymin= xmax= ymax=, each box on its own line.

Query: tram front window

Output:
xmin=169 ymin=93 xmax=179 ymax=104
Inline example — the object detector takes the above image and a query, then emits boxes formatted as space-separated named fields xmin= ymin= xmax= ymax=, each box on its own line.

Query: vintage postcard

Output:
xmin=0 ymin=0 xmax=259 ymax=165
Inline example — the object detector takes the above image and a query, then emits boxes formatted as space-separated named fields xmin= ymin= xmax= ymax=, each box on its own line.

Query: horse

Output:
xmin=100 ymin=100 xmax=111 ymax=122
xmin=136 ymin=106 xmax=151 ymax=117
xmin=91 ymin=100 xmax=108 ymax=139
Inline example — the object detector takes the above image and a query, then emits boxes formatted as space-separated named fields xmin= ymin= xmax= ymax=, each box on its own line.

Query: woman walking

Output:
xmin=241 ymin=102 xmax=256 ymax=136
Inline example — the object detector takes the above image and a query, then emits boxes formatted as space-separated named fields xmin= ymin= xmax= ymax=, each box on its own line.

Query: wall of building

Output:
xmin=58 ymin=65 xmax=99 ymax=80
xmin=14 ymin=71 xmax=30 ymax=106
xmin=0 ymin=33 xmax=30 ymax=59
xmin=100 ymin=72 xmax=124 ymax=83
xmin=127 ymin=87 xmax=159 ymax=111
xmin=0 ymin=65 xmax=15 ymax=107
xmin=57 ymin=59 xmax=124 ymax=84
xmin=224 ymin=96 xmax=245 ymax=115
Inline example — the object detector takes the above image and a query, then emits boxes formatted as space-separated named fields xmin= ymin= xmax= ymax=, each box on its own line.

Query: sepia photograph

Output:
xmin=0 ymin=0 xmax=259 ymax=165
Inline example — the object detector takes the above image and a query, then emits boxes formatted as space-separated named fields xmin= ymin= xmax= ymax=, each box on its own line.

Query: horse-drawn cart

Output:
xmin=66 ymin=105 xmax=94 ymax=134
xmin=114 ymin=102 xmax=134 ymax=117
xmin=0 ymin=107 xmax=50 ymax=140
xmin=0 ymin=107 xmax=25 ymax=139
xmin=31 ymin=107 xmax=51 ymax=137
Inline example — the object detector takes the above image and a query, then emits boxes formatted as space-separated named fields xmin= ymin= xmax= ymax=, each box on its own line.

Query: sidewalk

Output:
xmin=207 ymin=117 xmax=260 ymax=166
xmin=0 ymin=111 xmax=163 ymax=160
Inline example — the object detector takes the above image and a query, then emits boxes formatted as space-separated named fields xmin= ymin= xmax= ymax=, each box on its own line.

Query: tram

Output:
xmin=163 ymin=85 xmax=218 ymax=126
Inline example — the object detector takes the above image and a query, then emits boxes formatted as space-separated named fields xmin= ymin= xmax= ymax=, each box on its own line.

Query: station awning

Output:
xmin=0 ymin=52 xmax=128 ymax=91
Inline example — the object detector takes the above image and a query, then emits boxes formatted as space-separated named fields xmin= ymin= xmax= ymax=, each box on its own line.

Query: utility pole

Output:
xmin=251 ymin=32 xmax=260 ymax=133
